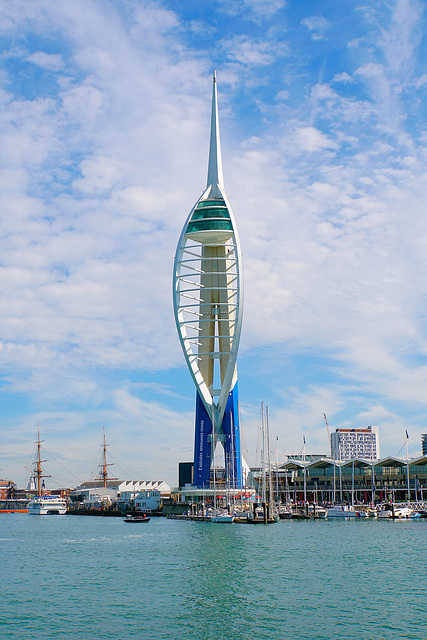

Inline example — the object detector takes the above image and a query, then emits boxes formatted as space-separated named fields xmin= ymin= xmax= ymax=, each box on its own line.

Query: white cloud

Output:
xmin=222 ymin=34 xmax=285 ymax=66
xmin=301 ymin=15 xmax=330 ymax=40
xmin=332 ymin=72 xmax=354 ymax=84
xmin=27 ymin=51 xmax=63 ymax=71
xmin=219 ymin=0 xmax=286 ymax=20
xmin=291 ymin=126 xmax=339 ymax=153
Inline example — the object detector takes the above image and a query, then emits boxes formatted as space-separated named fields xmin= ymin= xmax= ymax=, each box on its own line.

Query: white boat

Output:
xmin=28 ymin=495 xmax=67 ymax=515
xmin=378 ymin=504 xmax=416 ymax=519
xmin=210 ymin=513 xmax=234 ymax=523
xmin=377 ymin=504 xmax=393 ymax=518
xmin=326 ymin=504 xmax=358 ymax=518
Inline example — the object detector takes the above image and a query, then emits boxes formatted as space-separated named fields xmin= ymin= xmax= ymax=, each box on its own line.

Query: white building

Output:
xmin=70 ymin=480 xmax=171 ymax=506
xmin=134 ymin=490 xmax=162 ymax=512
xmin=330 ymin=426 xmax=380 ymax=461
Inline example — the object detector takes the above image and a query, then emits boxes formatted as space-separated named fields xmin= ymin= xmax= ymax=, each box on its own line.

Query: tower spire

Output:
xmin=207 ymin=70 xmax=224 ymax=197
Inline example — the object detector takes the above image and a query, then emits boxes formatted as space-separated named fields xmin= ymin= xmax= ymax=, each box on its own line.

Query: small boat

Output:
xmin=326 ymin=504 xmax=358 ymax=518
xmin=246 ymin=504 xmax=278 ymax=524
xmin=278 ymin=503 xmax=292 ymax=519
xmin=377 ymin=504 xmax=416 ymax=519
xmin=377 ymin=504 xmax=393 ymax=518
xmin=124 ymin=514 xmax=150 ymax=523
xmin=210 ymin=513 xmax=234 ymax=523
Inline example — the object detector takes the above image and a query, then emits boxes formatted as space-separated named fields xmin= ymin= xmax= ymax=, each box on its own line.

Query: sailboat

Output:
xmin=247 ymin=403 xmax=277 ymax=524
xmin=27 ymin=427 xmax=67 ymax=515
xmin=210 ymin=413 xmax=234 ymax=523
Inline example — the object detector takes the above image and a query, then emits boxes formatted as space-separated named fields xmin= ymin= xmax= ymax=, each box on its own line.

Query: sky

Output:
xmin=1 ymin=0 xmax=427 ymax=489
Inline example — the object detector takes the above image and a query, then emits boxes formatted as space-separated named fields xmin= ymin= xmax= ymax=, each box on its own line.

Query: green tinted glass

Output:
xmin=191 ymin=209 xmax=230 ymax=220
xmin=196 ymin=199 xmax=226 ymax=208
xmin=186 ymin=220 xmax=233 ymax=232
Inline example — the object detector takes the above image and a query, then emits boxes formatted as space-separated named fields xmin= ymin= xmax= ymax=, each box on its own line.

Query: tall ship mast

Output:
xmin=97 ymin=428 xmax=117 ymax=488
xmin=32 ymin=425 xmax=51 ymax=496
xmin=173 ymin=72 xmax=244 ymax=488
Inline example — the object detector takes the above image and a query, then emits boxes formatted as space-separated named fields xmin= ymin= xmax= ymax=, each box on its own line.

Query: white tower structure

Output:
xmin=173 ymin=72 xmax=243 ymax=487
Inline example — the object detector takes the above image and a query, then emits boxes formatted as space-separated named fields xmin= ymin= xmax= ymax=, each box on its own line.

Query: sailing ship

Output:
xmin=27 ymin=427 xmax=67 ymax=515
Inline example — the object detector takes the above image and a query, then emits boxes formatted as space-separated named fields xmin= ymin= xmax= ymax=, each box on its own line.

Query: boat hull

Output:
xmin=326 ymin=506 xmax=358 ymax=518
xmin=0 ymin=500 xmax=29 ymax=513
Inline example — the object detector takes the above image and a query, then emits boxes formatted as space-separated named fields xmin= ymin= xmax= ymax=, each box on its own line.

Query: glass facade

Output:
xmin=186 ymin=198 xmax=232 ymax=233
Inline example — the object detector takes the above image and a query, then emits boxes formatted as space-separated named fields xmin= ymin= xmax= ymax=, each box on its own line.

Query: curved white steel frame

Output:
xmin=173 ymin=183 xmax=243 ymax=430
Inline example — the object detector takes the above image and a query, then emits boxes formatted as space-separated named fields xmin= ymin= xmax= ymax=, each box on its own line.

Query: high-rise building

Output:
xmin=330 ymin=426 xmax=380 ymax=461
xmin=421 ymin=434 xmax=427 ymax=456
xmin=173 ymin=73 xmax=243 ymax=488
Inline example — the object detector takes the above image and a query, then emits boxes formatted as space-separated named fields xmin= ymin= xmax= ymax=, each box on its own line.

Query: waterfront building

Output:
xmin=173 ymin=73 xmax=243 ymax=489
xmin=277 ymin=455 xmax=427 ymax=504
xmin=134 ymin=490 xmax=162 ymax=512
xmin=0 ymin=479 xmax=15 ymax=499
xmin=70 ymin=480 xmax=171 ymax=507
xmin=330 ymin=426 xmax=380 ymax=462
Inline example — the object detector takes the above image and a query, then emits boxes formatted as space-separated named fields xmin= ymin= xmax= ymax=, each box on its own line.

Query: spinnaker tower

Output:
xmin=173 ymin=72 xmax=243 ymax=488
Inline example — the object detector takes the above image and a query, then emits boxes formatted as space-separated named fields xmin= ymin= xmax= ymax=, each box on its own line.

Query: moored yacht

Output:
xmin=210 ymin=512 xmax=234 ymax=523
xmin=377 ymin=503 xmax=416 ymax=519
xmin=326 ymin=504 xmax=358 ymax=518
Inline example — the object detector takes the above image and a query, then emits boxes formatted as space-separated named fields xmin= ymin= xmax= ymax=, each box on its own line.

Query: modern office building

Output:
xmin=422 ymin=434 xmax=427 ymax=456
xmin=173 ymin=73 xmax=243 ymax=488
xmin=330 ymin=426 xmax=380 ymax=461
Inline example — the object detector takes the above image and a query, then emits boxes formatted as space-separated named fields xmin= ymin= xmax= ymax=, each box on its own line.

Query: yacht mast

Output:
xmin=261 ymin=402 xmax=266 ymax=503
xmin=266 ymin=406 xmax=273 ymax=507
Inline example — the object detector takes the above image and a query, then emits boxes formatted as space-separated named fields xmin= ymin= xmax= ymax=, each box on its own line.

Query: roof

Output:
xmin=280 ymin=460 xmax=308 ymax=470
xmin=375 ymin=456 xmax=406 ymax=467
xmin=341 ymin=458 xmax=373 ymax=468
xmin=306 ymin=458 xmax=335 ymax=470
xmin=407 ymin=455 xmax=427 ymax=467
xmin=74 ymin=480 xmax=122 ymax=490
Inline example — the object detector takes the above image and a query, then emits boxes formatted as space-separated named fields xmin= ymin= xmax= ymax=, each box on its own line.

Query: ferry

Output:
xmin=28 ymin=495 xmax=67 ymax=515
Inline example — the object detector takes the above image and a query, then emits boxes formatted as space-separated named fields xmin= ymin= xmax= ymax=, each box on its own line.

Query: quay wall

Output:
xmin=68 ymin=507 xmax=165 ymax=517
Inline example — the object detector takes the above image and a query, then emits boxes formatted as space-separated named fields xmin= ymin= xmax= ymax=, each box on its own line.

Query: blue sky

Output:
xmin=0 ymin=0 xmax=427 ymax=488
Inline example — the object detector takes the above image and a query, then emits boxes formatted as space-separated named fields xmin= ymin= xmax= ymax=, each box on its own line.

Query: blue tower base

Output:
xmin=193 ymin=383 xmax=242 ymax=489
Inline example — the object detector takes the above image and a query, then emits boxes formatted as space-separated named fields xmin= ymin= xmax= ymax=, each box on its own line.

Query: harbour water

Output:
xmin=1 ymin=515 xmax=426 ymax=640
